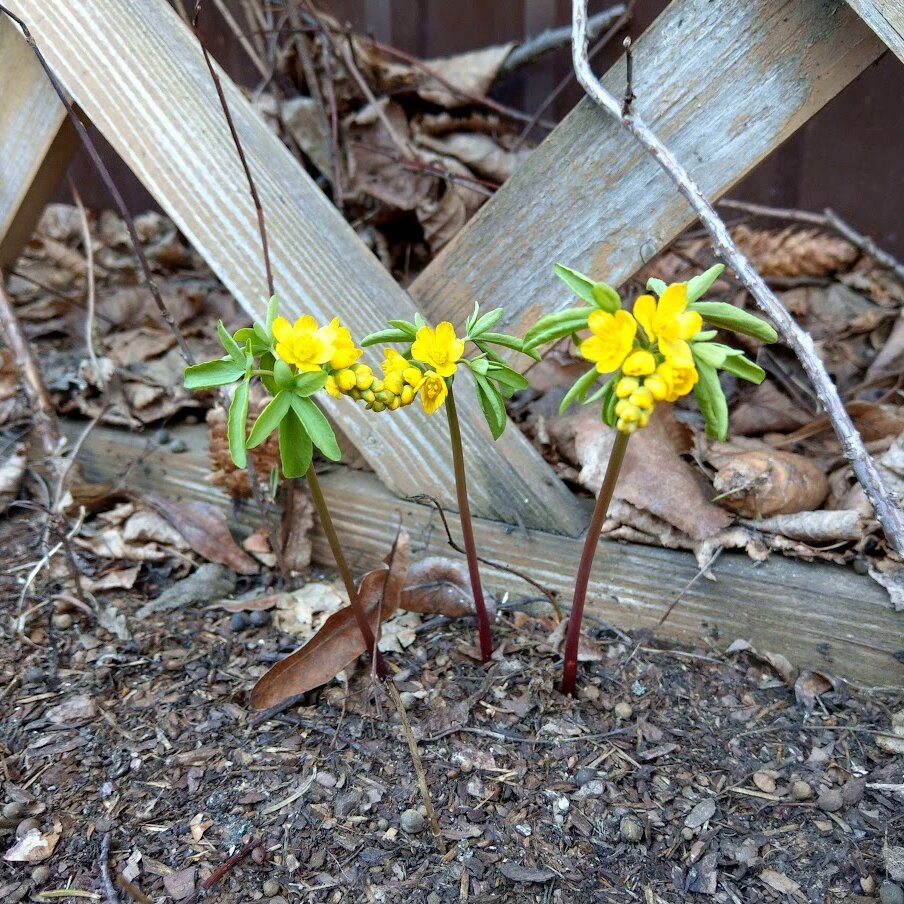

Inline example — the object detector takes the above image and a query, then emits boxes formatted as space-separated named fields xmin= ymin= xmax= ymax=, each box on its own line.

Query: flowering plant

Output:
xmin=526 ymin=262 xmax=777 ymax=694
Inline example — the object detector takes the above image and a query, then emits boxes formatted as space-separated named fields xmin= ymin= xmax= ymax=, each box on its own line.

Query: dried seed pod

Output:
xmin=712 ymin=449 xmax=828 ymax=517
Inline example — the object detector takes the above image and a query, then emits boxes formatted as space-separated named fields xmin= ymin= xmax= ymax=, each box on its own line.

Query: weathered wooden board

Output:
xmin=410 ymin=0 xmax=885 ymax=339
xmin=845 ymin=0 xmax=904 ymax=62
xmin=0 ymin=18 xmax=72 ymax=267
xmin=68 ymin=420 xmax=903 ymax=688
xmin=4 ymin=0 xmax=582 ymax=533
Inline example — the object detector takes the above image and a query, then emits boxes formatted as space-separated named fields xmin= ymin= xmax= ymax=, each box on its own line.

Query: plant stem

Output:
xmin=445 ymin=389 xmax=493 ymax=661
xmin=561 ymin=430 xmax=630 ymax=696
xmin=305 ymin=465 xmax=386 ymax=679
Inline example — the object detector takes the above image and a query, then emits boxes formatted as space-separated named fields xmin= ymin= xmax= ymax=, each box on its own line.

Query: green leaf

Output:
xmin=473 ymin=373 xmax=507 ymax=440
xmin=559 ymin=367 xmax=601 ymax=415
xmin=361 ymin=328 xmax=413 ymax=347
xmin=692 ymin=329 xmax=719 ymax=342
xmin=686 ymin=264 xmax=725 ymax=303
xmin=253 ymin=322 xmax=270 ymax=346
xmin=247 ymin=390 xmax=292 ymax=448
xmin=691 ymin=342 xmax=730 ymax=369
xmin=646 ymin=277 xmax=667 ymax=297
xmin=719 ymin=353 xmax=766 ymax=384
xmin=413 ymin=313 xmax=426 ymax=329
xmin=602 ymin=381 xmax=619 ymax=427
xmin=464 ymin=302 xmax=480 ymax=335
xmin=266 ymin=295 xmax=279 ymax=333
xmin=388 ymin=319 xmax=418 ymax=338
xmin=217 ymin=320 xmax=245 ymax=366
xmin=553 ymin=263 xmax=596 ymax=304
xmin=522 ymin=309 xmax=592 ymax=350
xmin=469 ymin=307 xmax=504 ymax=337
xmin=234 ymin=327 xmax=257 ymax=344
xmin=467 ymin=357 xmax=489 ymax=376
xmin=480 ymin=332 xmax=539 ymax=360
xmin=472 ymin=341 xmax=508 ymax=366
xmin=590 ymin=281 xmax=621 ymax=313
xmin=278 ymin=407 xmax=313 ymax=478
xmin=486 ymin=363 xmax=528 ymax=391
xmin=293 ymin=369 xmax=329 ymax=396
xmin=227 ymin=379 xmax=250 ymax=469
xmin=688 ymin=301 xmax=778 ymax=343
xmin=693 ymin=360 xmax=729 ymax=440
xmin=586 ymin=371 xmax=617 ymax=405
xmin=274 ymin=358 xmax=296 ymax=390
xmin=289 ymin=396 xmax=341 ymax=461
xmin=258 ymin=352 xmax=278 ymax=396
xmin=184 ymin=358 xmax=246 ymax=389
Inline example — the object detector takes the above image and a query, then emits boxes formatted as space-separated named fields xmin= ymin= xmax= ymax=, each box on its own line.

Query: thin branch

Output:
xmin=192 ymin=1 xmax=275 ymax=298
xmin=99 ymin=831 xmax=121 ymax=904
xmin=0 ymin=7 xmax=196 ymax=366
xmin=68 ymin=180 xmax=101 ymax=383
xmin=571 ymin=0 xmax=904 ymax=557
xmin=621 ymin=36 xmax=634 ymax=116
xmin=318 ymin=33 xmax=345 ymax=209
xmin=718 ymin=198 xmax=904 ymax=284
xmin=501 ymin=5 xmax=626 ymax=75
xmin=211 ymin=0 xmax=271 ymax=81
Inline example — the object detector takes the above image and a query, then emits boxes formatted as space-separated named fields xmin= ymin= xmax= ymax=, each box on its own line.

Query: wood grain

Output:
xmin=409 ymin=0 xmax=885 ymax=341
xmin=68 ymin=420 xmax=904 ymax=688
xmin=845 ymin=0 xmax=904 ymax=62
xmin=0 ymin=18 xmax=71 ymax=266
xmin=5 ymin=0 xmax=583 ymax=532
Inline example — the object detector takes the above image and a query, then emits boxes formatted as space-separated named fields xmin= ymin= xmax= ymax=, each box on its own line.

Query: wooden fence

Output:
xmin=1 ymin=0 xmax=903 ymax=685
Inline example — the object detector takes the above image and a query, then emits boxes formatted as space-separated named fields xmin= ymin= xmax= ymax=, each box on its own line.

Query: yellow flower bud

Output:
xmin=360 ymin=389 xmax=375 ymax=404
xmin=403 ymin=366 xmax=423 ymax=388
xmin=617 ymin=417 xmax=639 ymax=434
xmin=354 ymin=364 xmax=374 ymax=391
xmin=388 ymin=396 xmax=401 ymax=411
xmin=622 ymin=349 xmax=657 ymax=377
xmin=370 ymin=400 xmax=386 ymax=412
xmin=615 ymin=376 xmax=639 ymax=399
xmin=629 ymin=387 xmax=654 ymax=411
xmin=325 ymin=375 xmax=340 ymax=398
xmin=400 ymin=385 xmax=416 ymax=406
xmin=384 ymin=372 xmax=404 ymax=395
xmin=638 ymin=410 xmax=651 ymax=428
xmin=644 ymin=373 xmax=668 ymax=401
xmin=335 ymin=368 xmax=357 ymax=393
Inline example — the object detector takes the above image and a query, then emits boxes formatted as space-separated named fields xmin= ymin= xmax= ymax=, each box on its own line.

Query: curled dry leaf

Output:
xmin=876 ymin=710 xmax=904 ymax=756
xmin=739 ymin=510 xmax=866 ymax=544
xmin=399 ymin=557 xmax=474 ymax=618
xmin=250 ymin=532 xmax=410 ymax=709
xmin=725 ymin=639 xmax=798 ymax=686
xmin=712 ymin=449 xmax=828 ymax=518
xmin=3 ymin=820 xmax=61 ymax=863
xmin=794 ymin=669 xmax=839 ymax=711
xmin=546 ymin=617 xmax=604 ymax=662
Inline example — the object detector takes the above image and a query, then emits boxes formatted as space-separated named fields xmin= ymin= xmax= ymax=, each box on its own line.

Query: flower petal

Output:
xmin=633 ymin=294 xmax=657 ymax=342
xmin=272 ymin=316 xmax=292 ymax=342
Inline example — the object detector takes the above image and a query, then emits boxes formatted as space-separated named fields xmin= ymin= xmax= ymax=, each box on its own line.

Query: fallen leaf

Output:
xmin=759 ymin=868 xmax=804 ymax=899
xmin=876 ymin=710 xmax=904 ymax=756
xmin=869 ymin=565 xmax=904 ymax=612
xmin=0 ymin=446 xmax=26 ymax=516
xmin=416 ymin=43 xmax=515 ymax=108
xmin=3 ymin=820 xmax=61 ymax=862
xmin=752 ymin=771 xmax=777 ymax=794
xmin=738 ymin=510 xmax=866 ymax=543
xmin=399 ymin=557 xmax=473 ymax=618
xmin=725 ymin=639 xmax=798 ymax=685
xmin=82 ymin=566 xmax=140 ymax=592
xmin=497 ymin=863 xmax=556 ymax=884
xmin=415 ymin=131 xmax=529 ymax=183
xmin=546 ymin=619 xmax=604 ymax=662
xmin=794 ymin=670 xmax=838 ymax=711
xmin=885 ymin=841 xmax=904 ymax=881
xmin=684 ymin=798 xmax=716 ymax=829
xmin=45 ymin=694 xmax=97 ymax=724
xmin=731 ymin=382 xmax=811 ymax=436
xmin=281 ymin=96 xmax=332 ymax=180
xmin=163 ymin=865 xmax=197 ymax=900
xmin=145 ymin=494 xmax=258 ymax=575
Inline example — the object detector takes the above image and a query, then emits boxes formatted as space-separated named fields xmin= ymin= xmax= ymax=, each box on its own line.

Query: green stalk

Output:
xmin=306 ymin=465 xmax=386 ymax=679
xmin=561 ymin=430 xmax=630 ymax=696
xmin=445 ymin=389 xmax=493 ymax=661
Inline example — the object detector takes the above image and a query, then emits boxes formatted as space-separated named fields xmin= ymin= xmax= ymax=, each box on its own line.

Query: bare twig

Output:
xmin=384 ymin=679 xmax=446 ymax=854
xmin=179 ymin=836 xmax=261 ymax=903
xmin=501 ymin=5 xmax=626 ymax=75
xmin=657 ymin=547 xmax=722 ymax=627
xmin=0 ymin=7 xmax=195 ymax=366
xmin=621 ymin=36 xmax=634 ymax=116
xmin=571 ymin=0 xmax=904 ymax=556
xmin=68 ymin=180 xmax=101 ymax=383
xmin=99 ymin=831 xmax=121 ymax=904
xmin=318 ymin=33 xmax=345 ymax=209
xmin=0 ymin=276 xmax=59 ymax=457
xmin=192 ymin=1 xmax=275 ymax=298
xmin=718 ymin=198 xmax=904 ymax=284
xmin=514 ymin=0 xmax=634 ymax=150
xmin=211 ymin=0 xmax=270 ymax=81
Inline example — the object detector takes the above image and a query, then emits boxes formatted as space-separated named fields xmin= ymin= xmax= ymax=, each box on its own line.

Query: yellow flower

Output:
xmin=580 ymin=309 xmax=637 ymax=374
xmin=411 ymin=322 xmax=465 ymax=378
xmin=325 ymin=374 xmax=340 ymax=398
xmin=419 ymin=371 xmax=448 ymax=414
xmin=633 ymin=283 xmax=702 ymax=368
xmin=325 ymin=317 xmax=362 ymax=370
xmin=382 ymin=349 xmax=423 ymax=389
xmin=622 ymin=349 xmax=656 ymax=377
xmin=272 ymin=315 xmax=336 ymax=372
xmin=646 ymin=360 xmax=698 ymax=403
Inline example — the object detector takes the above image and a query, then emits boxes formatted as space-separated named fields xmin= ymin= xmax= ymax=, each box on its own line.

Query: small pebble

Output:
xmin=262 ymin=879 xmax=280 ymax=896
xmin=515 ymin=824 xmax=532 ymax=837
xmin=400 ymin=809 xmax=425 ymax=834
xmin=169 ymin=439 xmax=188 ymax=454
xmin=31 ymin=865 xmax=49 ymax=885
xmin=52 ymin=613 xmax=73 ymax=630
xmin=398 ymin=692 xmax=418 ymax=710
xmin=229 ymin=612 xmax=250 ymax=632
xmin=426 ymin=893 xmax=441 ymax=904
xmin=573 ymin=767 xmax=597 ymax=787
xmin=2 ymin=802 xmax=24 ymax=820
xmin=619 ymin=815 xmax=644 ymax=843
xmin=376 ymin=817 xmax=389 ymax=831
xmin=817 ymin=788 xmax=844 ymax=813
xmin=250 ymin=845 xmax=266 ymax=864
xmin=614 ymin=702 xmax=633 ymax=721
xmin=154 ymin=429 xmax=171 ymax=445
xmin=881 ymin=881 xmax=904 ymax=904
xmin=24 ymin=667 xmax=44 ymax=684
xmin=248 ymin=610 xmax=271 ymax=628
xmin=790 ymin=780 xmax=813 ymax=801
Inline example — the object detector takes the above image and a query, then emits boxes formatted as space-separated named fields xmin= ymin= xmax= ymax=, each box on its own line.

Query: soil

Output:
xmin=1 ymin=512 xmax=902 ymax=904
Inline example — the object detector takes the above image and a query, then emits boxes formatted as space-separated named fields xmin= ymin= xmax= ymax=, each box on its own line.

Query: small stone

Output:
xmin=248 ymin=610 xmax=271 ymax=628
xmin=514 ymin=824 xmax=532 ymax=837
xmin=51 ymin=613 xmax=73 ymax=630
xmin=614 ymin=702 xmax=633 ymax=721
xmin=30 ymin=865 xmax=49 ymax=885
xmin=169 ymin=439 xmax=188 ymax=453
xmin=398 ymin=692 xmax=418 ymax=709
xmin=573 ymin=767 xmax=597 ymax=787
xmin=262 ymin=879 xmax=280 ymax=896
xmin=817 ymin=788 xmax=844 ymax=813
xmin=842 ymin=778 xmax=865 ymax=807
xmin=861 ymin=875 xmax=876 ymax=894
xmin=400 ymin=809 xmax=425 ymax=834
xmin=427 ymin=894 xmax=441 ymax=904
xmin=154 ymin=429 xmax=171 ymax=445
xmin=251 ymin=845 xmax=266 ymax=864
xmin=24 ymin=667 xmax=44 ymax=683
xmin=2 ymin=802 xmax=24 ymax=819
xmin=880 ymin=881 xmax=904 ymax=904
xmin=620 ymin=815 xmax=644 ymax=843
xmin=229 ymin=612 xmax=249 ymax=632
xmin=790 ymin=780 xmax=813 ymax=801
xmin=376 ymin=817 xmax=389 ymax=831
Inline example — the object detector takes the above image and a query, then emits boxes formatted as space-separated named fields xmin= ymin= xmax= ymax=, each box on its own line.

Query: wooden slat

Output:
xmin=845 ymin=0 xmax=904 ymax=62
xmin=409 ymin=0 xmax=885 ymax=338
xmin=69 ymin=420 xmax=904 ymax=688
xmin=4 ymin=0 xmax=583 ymax=533
xmin=0 ymin=18 xmax=72 ymax=266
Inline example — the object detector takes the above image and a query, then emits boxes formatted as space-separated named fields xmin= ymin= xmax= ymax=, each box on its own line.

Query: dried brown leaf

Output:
xmin=794 ymin=669 xmax=838 ymax=711
xmin=416 ymin=44 xmax=515 ymax=108
xmin=3 ymin=820 xmax=61 ymax=863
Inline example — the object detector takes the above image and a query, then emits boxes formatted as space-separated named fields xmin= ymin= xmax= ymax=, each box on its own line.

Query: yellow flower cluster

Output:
xmin=580 ymin=283 xmax=701 ymax=434
xmin=273 ymin=315 xmax=361 ymax=373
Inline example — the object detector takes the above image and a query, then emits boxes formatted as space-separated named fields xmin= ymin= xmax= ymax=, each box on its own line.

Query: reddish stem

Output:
xmin=445 ymin=389 xmax=493 ymax=661
xmin=561 ymin=430 xmax=630 ymax=695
